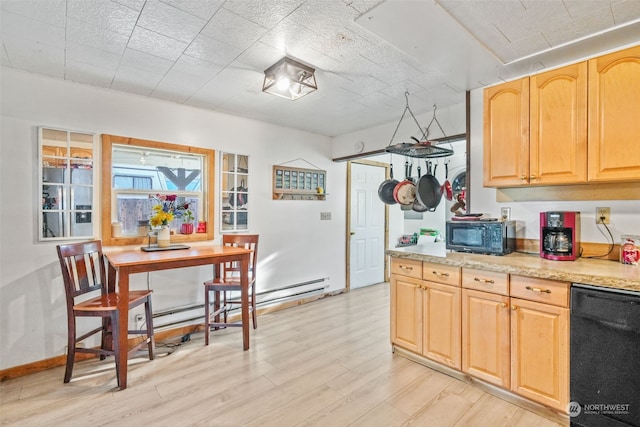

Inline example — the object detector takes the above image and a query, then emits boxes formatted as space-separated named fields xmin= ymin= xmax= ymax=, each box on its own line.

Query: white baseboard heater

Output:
xmin=150 ymin=277 xmax=329 ymax=330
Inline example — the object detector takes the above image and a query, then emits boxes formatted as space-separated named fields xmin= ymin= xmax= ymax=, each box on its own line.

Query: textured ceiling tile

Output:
xmin=562 ymin=0 xmax=614 ymax=20
xmin=289 ymin=0 xmax=360 ymax=36
xmin=498 ymin=1 xmax=570 ymax=42
xmin=343 ymin=0 xmax=386 ymax=14
xmin=0 ymin=10 xmax=66 ymax=48
xmin=232 ymin=42 xmax=286 ymax=71
xmin=1 ymin=35 xmax=65 ymax=78
xmin=65 ymin=59 xmax=117 ymax=87
xmin=66 ymin=17 xmax=129 ymax=55
xmin=184 ymin=34 xmax=243 ymax=66
xmin=66 ymin=41 xmax=122 ymax=71
xmin=172 ymin=54 xmax=223 ymax=79
xmin=201 ymin=7 xmax=268 ymax=51
xmin=1 ymin=47 xmax=10 ymax=67
xmin=152 ymin=70 xmax=208 ymax=103
xmin=113 ymin=0 xmax=146 ymax=12
xmin=127 ymin=26 xmax=188 ymax=61
xmin=137 ymin=1 xmax=207 ymax=43
xmin=222 ymin=0 xmax=304 ymax=28
xmin=611 ymin=0 xmax=640 ymax=24
xmin=0 ymin=0 xmax=66 ymax=27
xmin=121 ymin=48 xmax=174 ymax=74
xmin=162 ymin=0 xmax=224 ymax=20
xmin=111 ymin=64 xmax=164 ymax=95
xmin=543 ymin=13 xmax=614 ymax=46
xmin=67 ymin=0 xmax=139 ymax=36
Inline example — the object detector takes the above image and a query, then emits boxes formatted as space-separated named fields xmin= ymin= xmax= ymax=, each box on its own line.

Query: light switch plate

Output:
xmin=320 ymin=212 xmax=331 ymax=220
xmin=500 ymin=207 xmax=511 ymax=221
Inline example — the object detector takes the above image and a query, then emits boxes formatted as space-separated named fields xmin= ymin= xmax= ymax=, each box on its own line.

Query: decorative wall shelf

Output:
xmin=273 ymin=165 xmax=326 ymax=200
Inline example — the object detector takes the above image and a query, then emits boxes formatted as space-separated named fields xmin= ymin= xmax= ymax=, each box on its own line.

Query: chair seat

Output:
xmin=204 ymin=275 xmax=254 ymax=288
xmin=74 ymin=290 xmax=152 ymax=312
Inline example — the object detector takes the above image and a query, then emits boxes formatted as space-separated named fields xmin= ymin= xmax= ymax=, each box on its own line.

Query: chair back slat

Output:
xmin=221 ymin=234 xmax=258 ymax=281
xmin=57 ymin=241 xmax=106 ymax=299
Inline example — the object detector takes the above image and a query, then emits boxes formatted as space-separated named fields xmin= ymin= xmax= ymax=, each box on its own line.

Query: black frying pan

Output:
xmin=378 ymin=163 xmax=398 ymax=204
xmin=412 ymin=166 xmax=429 ymax=212
xmin=415 ymin=159 xmax=442 ymax=211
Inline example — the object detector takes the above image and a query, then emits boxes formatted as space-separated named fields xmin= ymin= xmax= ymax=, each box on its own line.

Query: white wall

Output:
xmin=0 ymin=69 xmax=347 ymax=370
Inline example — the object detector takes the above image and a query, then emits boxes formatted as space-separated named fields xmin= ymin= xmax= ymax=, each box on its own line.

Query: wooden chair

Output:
xmin=204 ymin=234 xmax=259 ymax=345
xmin=56 ymin=240 xmax=154 ymax=385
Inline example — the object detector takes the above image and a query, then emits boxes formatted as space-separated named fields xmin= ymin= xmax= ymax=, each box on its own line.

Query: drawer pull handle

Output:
xmin=400 ymin=265 xmax=413 ymax=271
xmin=526 ymin=285 xmax=551 ymax=294
xmin=474 ymin=278 xmax=495 ymax=284
xmin=432 ymin=271 xmax=450 ymax=277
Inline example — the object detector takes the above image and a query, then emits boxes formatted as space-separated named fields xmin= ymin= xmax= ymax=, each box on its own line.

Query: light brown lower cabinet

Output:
xmin=510 ymin=297 xmax=569 ymax=412
xmin=390 ymin=259 xmax=461 ymax=369
xmin=423 ymin=281 xmax=461 ymax=370
xmin=391 ymin=261 xmax=570 ymax=415
xmin=462 ymin=288 xmax=510 ymax=388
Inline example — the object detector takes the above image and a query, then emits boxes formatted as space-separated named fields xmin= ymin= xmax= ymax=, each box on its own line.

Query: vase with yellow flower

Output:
xmin=149 ymin=194 xmax=189 ymax=247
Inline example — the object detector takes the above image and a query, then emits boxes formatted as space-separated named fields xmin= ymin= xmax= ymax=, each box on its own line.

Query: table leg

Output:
xmin=241 ymin=254 xmax=250 ymax=351
xmin=117 ymin=267 xmax=130 ymax=389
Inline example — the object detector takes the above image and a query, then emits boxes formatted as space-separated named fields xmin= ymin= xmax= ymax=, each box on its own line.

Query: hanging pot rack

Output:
xmin=385 ymin=92 xmax=453 ymax=159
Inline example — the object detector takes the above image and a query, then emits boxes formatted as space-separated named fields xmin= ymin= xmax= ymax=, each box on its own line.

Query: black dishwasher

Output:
xmin=571 ymin=284 xmax=640 ymax=427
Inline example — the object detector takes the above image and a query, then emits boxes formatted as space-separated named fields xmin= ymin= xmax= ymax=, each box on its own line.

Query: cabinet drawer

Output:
xmin=462 ymin=268 xmax=509 ymax=295
xmin=510 ymin=275 xmax=570 ymax=307
xmin=391 ymin=258 xmax=422 ymax=279
xmin=423 ymin=262 xmax=460 ymax=286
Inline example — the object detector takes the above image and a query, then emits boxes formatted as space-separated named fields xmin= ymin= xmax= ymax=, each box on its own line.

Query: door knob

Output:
xmin=350 ymin=231 xmax=355 ymax=236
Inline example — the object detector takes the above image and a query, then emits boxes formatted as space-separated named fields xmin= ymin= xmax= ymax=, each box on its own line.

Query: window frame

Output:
xmin=38 ymin=127 xmax=97 ymax=242
xmin=101 ymin=134 xmax=215 ymax=246
xmin=220 ymin=152 xmax=249 ymax=233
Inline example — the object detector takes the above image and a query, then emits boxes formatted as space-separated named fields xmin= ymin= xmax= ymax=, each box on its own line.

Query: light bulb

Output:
xmin=276 ymin=77 xmax=290 ymax=91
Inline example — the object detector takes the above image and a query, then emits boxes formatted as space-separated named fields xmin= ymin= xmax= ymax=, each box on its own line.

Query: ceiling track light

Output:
xmin=262 ymin=56 xmax=318 ymax=100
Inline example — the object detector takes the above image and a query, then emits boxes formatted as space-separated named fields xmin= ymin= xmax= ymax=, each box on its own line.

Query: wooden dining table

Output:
xmin=105 ymin=245 xmax=252 ymax=390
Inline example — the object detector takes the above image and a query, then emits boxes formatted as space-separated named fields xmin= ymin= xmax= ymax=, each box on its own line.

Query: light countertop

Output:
xmin=387 ymin=243 xmax=640 ymax=292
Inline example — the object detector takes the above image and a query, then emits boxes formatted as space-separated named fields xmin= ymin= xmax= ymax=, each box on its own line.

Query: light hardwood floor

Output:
xmin=0 ymin=283 xmax=566 ymax=426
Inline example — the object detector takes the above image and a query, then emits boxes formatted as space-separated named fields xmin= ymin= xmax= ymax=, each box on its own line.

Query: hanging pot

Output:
xmin=393 ymin=161 xmax=416 ymax=205
xmin=415 ymin=159 xmax=442 ymax=211
xmin=378 ymin=164 xmax=399 ymax=205
xmin=412 ymin=166 xmax=429 ymax=212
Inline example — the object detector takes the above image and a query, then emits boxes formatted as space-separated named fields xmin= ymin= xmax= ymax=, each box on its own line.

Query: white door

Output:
xmin=349 ymin=162 xmax=386 ymax=289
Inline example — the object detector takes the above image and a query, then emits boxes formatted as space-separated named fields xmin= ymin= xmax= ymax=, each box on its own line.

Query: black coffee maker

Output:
xmin=540 ymin=211 xmax=580 ymax=261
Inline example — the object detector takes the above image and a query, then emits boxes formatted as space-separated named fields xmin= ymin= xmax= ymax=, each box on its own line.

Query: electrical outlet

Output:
xmin=500 ymin=207 xmax=511 ymax=221
xmin=596 ymin=207 xmax=610 ymax=224
xmin=135 ymin=314 xmax=144 ymax=329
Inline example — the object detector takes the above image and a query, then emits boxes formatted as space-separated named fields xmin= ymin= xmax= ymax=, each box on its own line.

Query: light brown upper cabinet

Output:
xmin=483 ymin=78 xmax=529 ymax=187
xmin=588 ymin=45 xmax=640 ymax=182
xmin=485 ymin=45 xmax=640 ymax=189
xmin=484 ymin=62 xmax=588 ymax=187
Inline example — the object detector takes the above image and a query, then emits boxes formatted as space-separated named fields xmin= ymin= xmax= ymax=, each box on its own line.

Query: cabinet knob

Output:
xmin=520 ymin=175 xmax=527 ymax=180
xmin=500 ymin=302 xmax=508 ymax=308
xmin=530 ymin=174 xmax=537 ymax=179
xmin=511 ymin=305 xmax=518 ymax=310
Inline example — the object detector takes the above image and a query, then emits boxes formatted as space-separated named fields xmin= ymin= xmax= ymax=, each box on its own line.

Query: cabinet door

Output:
xmin=511 ymin=298 xmax=569 ymax=412
xmin=530 ymin=62 xmax=587 ymax=185
xmin=483 ymin=78 xmax=530 ymax=187
xmin=588 ymin=45 xmax=640 ymax=182
xmin=423 ymin=281 xmax=461 ymax=369
xmin=390 ymin=275 xmax=423 ymax=354
xmin=462 ymin=289 xmax=510 ymax=388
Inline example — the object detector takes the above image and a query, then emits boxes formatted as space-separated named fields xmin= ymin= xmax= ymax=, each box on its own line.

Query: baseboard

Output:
xmin=0 ymin=289 xmax=346 ymax=382
xmin=393 ymin=345 xmax=569 ymax=426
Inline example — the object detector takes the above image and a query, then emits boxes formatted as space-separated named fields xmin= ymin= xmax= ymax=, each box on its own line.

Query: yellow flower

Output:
xmin=150 ymin=204 xmax=174 ymax=227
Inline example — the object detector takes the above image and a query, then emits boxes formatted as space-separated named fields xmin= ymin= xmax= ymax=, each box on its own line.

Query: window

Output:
xmin=102 ymin=135 xmax=215 ymax=245
xmin=38 ymin=127 xmax=97 ymax=241
xmin=221 ymin=153 xmax=249 ymax=232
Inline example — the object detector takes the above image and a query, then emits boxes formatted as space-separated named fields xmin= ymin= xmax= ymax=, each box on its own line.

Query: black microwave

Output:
xmin=446 ymin=220 xmax=516 ymax=255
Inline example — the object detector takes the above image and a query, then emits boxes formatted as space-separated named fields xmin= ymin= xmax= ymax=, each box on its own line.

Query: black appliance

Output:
xmin=540 ymin=211 xmax=580 ymax=261
xmin=571 ymin=285 xmax=640 ymax=426
xmin=445 ymin=220 xmax=515 ymax=255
